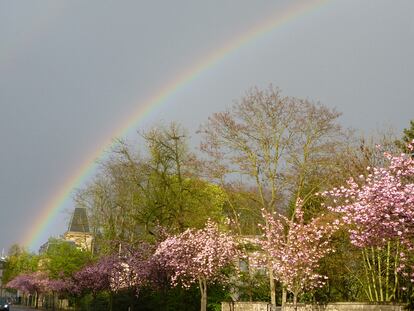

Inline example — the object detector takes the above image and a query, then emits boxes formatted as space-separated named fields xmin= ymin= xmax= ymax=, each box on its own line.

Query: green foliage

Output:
xmin=134 ymin=285 xmax=200 ymax=311
xmin=234 ymin=271 xmax=270 ymax=302
xmin=396 ymin=120 xmax=414 ymax=153
xmin=2 ymin=244 xmax=39 ymax=284
xmin=76 ymin=292 xmax=110 ymax=311
xmin=79 ymin=122 xmax=231 ymax=255
xmin=314 ymin=229 xmax=364 ymax=302
xmin=207 ymin=283 xmax=235 ymax=311
xmin=170 ymin=177 xmax=227 ymax=230
xmin=221 ymin=185 xmax=263 ymax=236
xmin=41 ymin=238 xmax=91 ymax=278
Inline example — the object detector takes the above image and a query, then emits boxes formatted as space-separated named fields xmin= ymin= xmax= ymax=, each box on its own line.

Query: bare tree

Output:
xmin=199 ymin=86 xmax=345 ymax=306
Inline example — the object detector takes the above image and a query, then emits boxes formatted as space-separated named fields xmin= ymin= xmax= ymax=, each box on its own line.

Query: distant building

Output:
xmin=63 ymin=207 xmax=93 ymax=251
xmin=38 ymin=207 xmax=94 ymax=254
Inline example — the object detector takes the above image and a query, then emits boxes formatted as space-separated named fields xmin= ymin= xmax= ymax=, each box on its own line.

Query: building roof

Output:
xmin=68 ymin=207 xmax=90 ymax=233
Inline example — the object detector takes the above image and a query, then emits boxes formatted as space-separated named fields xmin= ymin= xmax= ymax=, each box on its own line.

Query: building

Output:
xmin=63 ymin=207 xmax=93 ymax=251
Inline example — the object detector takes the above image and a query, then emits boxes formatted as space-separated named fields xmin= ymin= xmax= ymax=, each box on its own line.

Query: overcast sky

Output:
xmin=1 ymin=0 xmax=413 ymax=252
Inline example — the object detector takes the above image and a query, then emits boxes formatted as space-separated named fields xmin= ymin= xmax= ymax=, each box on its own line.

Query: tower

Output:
xmin=63 ymin=207 xmax=93 ymax=251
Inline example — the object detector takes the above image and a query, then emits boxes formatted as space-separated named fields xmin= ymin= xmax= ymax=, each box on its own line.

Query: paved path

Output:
xmin=11 ymin=307 xmax=67 ymax=311
xmin=11 ymin=304 xmax=69 ymax=311
xmin=9 ymin=305 xmax=40 ymax=311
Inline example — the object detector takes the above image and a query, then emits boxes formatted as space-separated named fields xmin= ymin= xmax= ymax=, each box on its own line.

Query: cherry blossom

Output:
xmin=256 ymin=201 xmax=340 ymax=304
xmin=323 ymin=141 xmax=414 ymax=252
xmin=71 ymin=255 xmax=119 ymax=295
xmin=321 ymin=141 xmax=414 ymax=300
xmin=111 ymin=242 xmax=157 ymax=293
xmin=154 ymin=221 xmax=238 ymax=311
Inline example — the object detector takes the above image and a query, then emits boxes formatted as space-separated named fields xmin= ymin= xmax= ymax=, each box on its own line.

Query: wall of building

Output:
xmin=63 ymin=232 xmax=93 ymax=251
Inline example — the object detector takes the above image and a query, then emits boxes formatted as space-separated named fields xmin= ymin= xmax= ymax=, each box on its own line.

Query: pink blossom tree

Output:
xmin=71 ymin=255 xmax=119 ymax=296
xmin=6 ymin=271 xmax=50 ymax=308
xmin=154 ymin=221 xmax=238 ymax=311
xmin=46 ymin=278 xmax=72 ymax=294
xmin=322 ymin=141 xmax=414 ymax=301
xmin=69 ymin=247 xmax=157 ymax=310
xmin=69 ymin=255 xmax=121 ymax=311
xmin=7 ymin=273 xmax=36 ymax=295
xmin=257 ymin=202 xmax=340 ymax=306
xmin=111 ymin=242 xmax=157 ymax=293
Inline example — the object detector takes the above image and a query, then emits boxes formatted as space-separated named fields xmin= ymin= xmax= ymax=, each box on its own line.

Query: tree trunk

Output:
xmin=199 ymin=277 xmax=208 ymax=311
xmin=129 ymin=289 xmax=135 ymax=311
xmin=293 ymin=291 xmax=298 ymax=310
xmin=269 ymin=267 xmax=276 ymax=307
xmin=109 ymin=292 xmax=113 ymax=311
xmin=282 ymin=287 xmax=287 ymax=309
xmin=92 ymin=293 xmax=96 ymax=311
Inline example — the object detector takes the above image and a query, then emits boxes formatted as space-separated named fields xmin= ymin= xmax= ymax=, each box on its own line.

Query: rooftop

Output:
xmin=68 ymin=207 xmax=90 ymax=233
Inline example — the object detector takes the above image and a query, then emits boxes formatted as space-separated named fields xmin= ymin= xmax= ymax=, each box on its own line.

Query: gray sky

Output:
xmin=0 ymin=0 xmax=413 ymax=252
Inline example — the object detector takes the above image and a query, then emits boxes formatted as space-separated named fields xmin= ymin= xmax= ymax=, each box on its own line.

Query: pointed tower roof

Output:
xmin=68 ymin=207 xmax=90 ymax=233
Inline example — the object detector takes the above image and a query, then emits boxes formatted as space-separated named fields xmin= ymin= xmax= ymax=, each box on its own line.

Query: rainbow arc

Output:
xmin=23 ymin=0 xmax=330 ymax=249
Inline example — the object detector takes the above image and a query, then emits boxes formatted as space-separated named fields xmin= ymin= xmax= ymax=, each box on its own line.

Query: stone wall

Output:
xmin=221 ymin=302 xmax=406 ymax=311
xmin=283 ymin=303 xmax=405 ymax=311
xmin=221 ymin=302 xmax=276 ymax=311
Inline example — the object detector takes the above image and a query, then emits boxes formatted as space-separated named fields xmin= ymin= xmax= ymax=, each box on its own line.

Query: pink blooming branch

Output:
xmin=256 ymin=201 xmax=340 ymax=297
xmin=68 ymin=243 xmax=159 ymax=296
xmin=7 ymin=272 xmax=51 ymax=294
xmin=71 ymin=255 xmax=119 ymax=295
xmin=154 ymin=221 xmax=238 ymax=288
xmin=321 ymin=140 xmax=414 ymax=280
xmin=111 ymin=242 xmax=157 ymax=293
xmin=154 ymin=221 xmax=238 ymax=311
xmin=322 ymin=141 xmax=414 ymax=249
xmin=46 ymin=278 xmax=72 ymax=293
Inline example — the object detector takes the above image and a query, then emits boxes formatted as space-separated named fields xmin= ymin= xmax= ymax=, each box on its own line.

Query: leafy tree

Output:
xmin=132 ymin=122 xmax=226 ymax=231
xmin=2 ymin=244 xmax=39 ymax=284
xmin=396 ymin=120 xmax=414 ymax=154
xmin=314 ymin=229 xmax=364 ymax=303
xmin=77 ymin=122 xmax=228 ymax=254
xmin=41 ymin=238 xmax=91 ymax=279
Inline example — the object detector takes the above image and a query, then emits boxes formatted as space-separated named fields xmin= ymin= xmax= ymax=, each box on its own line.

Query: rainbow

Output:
xmin=23 ymin=0 xmax=330 ymax=249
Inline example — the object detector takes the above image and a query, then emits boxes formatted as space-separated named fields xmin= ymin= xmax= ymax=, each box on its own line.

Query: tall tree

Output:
xmin=199 ymin=86 xmax=344 ymax=305
xmin=41 ymin=238 xmax=91 ymax=279
xmin=2 ymin=245 xmax=39 ymax=285
xmin=77 ymin=122 xmax=227 ymax=254
xmin=139 ymin=122 xmax=225 ymax=231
